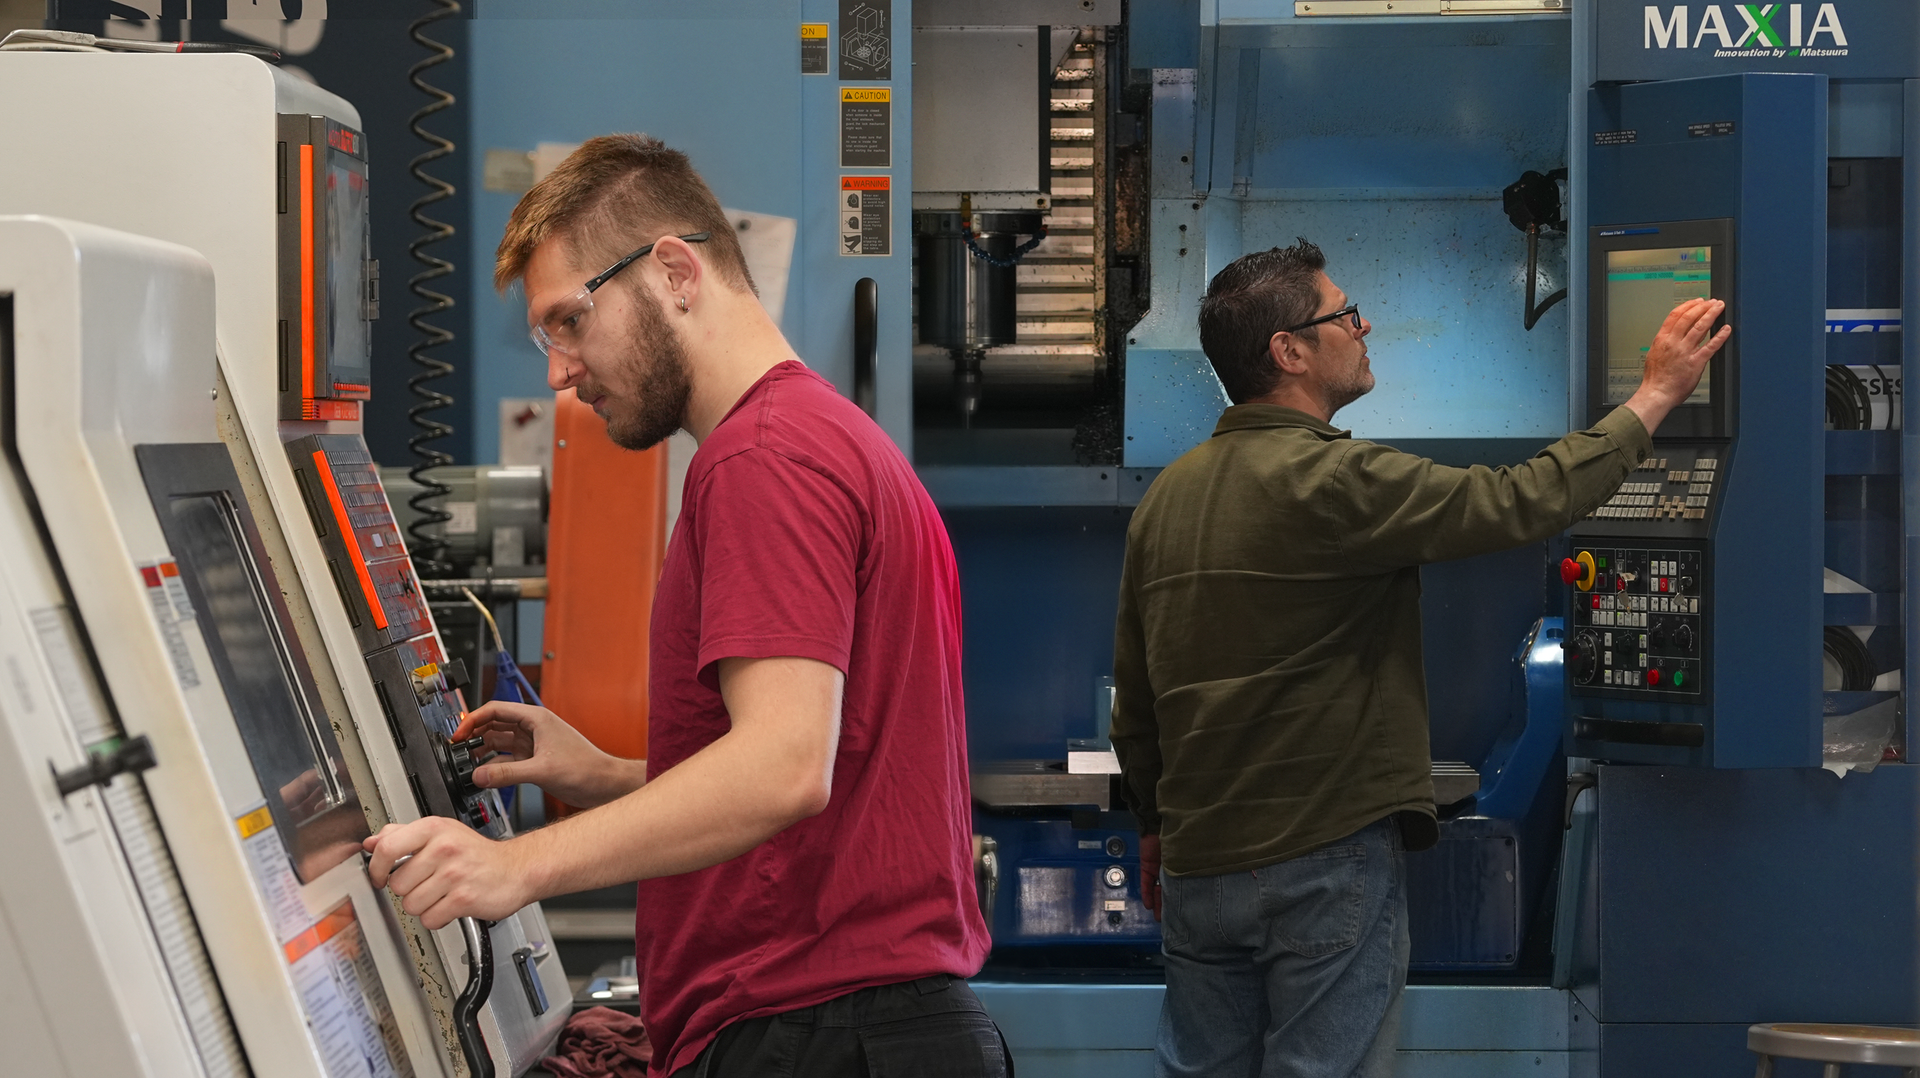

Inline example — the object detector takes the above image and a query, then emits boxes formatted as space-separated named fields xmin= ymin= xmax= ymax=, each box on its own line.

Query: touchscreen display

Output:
xmin=1604 ymin=246 xmax=1713 ymax=406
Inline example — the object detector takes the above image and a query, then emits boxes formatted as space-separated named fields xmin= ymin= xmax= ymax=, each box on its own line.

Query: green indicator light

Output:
xmin=1599 ymin=557 xmax=1609 ymax=568
xmin=1673 ymin=670 xmax=1686 ymax=687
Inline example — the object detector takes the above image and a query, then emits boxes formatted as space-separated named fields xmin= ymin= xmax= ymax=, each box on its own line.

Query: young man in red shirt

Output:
xmin=362 ymin=135 xmax=1000 ymax=1077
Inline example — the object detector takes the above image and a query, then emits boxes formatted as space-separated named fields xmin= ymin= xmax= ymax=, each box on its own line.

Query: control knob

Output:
xmin=1672 ymin=622 xmax=1695 ymax=654
xmin=1569 ymin=630 xmax=1600 ymax=685
xmin=445 ymin=734 xmax=488 ymax=801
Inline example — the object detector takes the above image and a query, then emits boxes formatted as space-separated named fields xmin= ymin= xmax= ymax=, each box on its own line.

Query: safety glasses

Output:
xmin=529 ymin=231 xmax=711 ymax=357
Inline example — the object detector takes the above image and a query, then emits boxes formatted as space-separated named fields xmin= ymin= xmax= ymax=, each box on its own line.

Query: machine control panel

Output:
xmin=1565 ymin=542 xmax=1707 ymax=701
xmin=291 ymin=437 xmax=432 ymax=650
xmin=290 ymin=433 xmax=506 ymax=834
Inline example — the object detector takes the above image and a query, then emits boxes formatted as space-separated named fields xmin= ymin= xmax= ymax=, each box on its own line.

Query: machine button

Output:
xmin=1103 ymin=866 xmax=1127 ymax=888
xmin=1570 ymin=551 xmax=1596 ymax=591
xmin=1673 ymin=670 xmax=1687 ymax=687
xmin=1591 ymin=596 xmax=1601 ymax=610
xmin=1616 ymin=577 xmax=1627 ymax=592
xmin=1105 ymin=836 xmax=1126 ymax=858
xmin=1646 ymin=669 xmax=1662 ymax=686
xmin=1560 ymin=558 xmax=1582 ymax=584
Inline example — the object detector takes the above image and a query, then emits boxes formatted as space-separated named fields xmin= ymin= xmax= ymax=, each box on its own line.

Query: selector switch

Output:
xmin=445 ymin=734 xmax=488 ymax=801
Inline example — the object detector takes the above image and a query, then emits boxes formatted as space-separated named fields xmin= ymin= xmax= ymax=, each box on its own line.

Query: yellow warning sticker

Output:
xmin=801 ymin=23 xmax=828 ymax=39
xmin=841 ymin=87 xmax=890 ymax=103
xmin=236 ymin=805 xmax=274 ymax=839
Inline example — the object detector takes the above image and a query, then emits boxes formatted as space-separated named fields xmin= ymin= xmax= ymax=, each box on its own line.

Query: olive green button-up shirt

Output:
xmin=1112 ymin=404 xmax=1651 ymax=877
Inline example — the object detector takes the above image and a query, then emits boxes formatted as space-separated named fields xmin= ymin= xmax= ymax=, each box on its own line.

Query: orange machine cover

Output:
xmin=540 ymin=390 xmax=668 ymax=809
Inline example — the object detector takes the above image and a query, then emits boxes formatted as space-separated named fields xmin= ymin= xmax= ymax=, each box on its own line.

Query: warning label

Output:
xmin=840 ymin=87 xmax=891 ymax=168
xmin=801 ymin=23 xmax=829 ymax=74
xmin=840 ymin=176 xmax=890 ymax=257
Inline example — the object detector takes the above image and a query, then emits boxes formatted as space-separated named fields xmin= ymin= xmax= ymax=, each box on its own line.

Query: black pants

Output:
xmin=680 ymin=975 xmax=1013 ymax=1078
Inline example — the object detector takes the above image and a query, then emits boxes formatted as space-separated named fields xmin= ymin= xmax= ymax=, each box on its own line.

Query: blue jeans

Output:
xmin=1156 ymin=816 xmax=1409 ymax=1078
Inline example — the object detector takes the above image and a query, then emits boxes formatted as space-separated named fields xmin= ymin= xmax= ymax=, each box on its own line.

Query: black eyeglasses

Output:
xmin=1282 ymin=304 xmax=1362 ymax=335
xmin=584 ymin=231 xmax=711 ymax=293
xmin=531 ymin=231 xmax=712 ymax=357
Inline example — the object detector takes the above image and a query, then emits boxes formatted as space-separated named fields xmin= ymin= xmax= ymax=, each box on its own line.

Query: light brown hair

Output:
xmin=493 ymin=134 xmax=755 ymax=296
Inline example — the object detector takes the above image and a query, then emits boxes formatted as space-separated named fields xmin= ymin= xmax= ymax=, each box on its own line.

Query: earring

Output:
xmin=677 ymin=295 xmax=689 ymax=312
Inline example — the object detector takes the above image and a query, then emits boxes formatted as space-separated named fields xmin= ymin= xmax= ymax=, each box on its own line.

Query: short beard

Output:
xmin=1326 ymin=366 xmax=1375 ymax=414
xmin=594 ymin=288 xmax=693 ymax=451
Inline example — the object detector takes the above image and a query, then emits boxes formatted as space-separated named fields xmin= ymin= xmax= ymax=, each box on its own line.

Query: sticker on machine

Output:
xmin=837 ymin=0 xmax=892 ymax=80
xmin=839 ymin=176 xmax=891 ymax=256
xmin=283 ymin=899 xmax=413 ymax=1078
xmin=839 ymin=87 xmax=891 ymax=168
xmin=801 ymin=22 xmax=829 ymax=74
xmin=236 ymin=804 xmax=310 ymax=943
xmin=138 ymin=560 xmax=200 ymax=689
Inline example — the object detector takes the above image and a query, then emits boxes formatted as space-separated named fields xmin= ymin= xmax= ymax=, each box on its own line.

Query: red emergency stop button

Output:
xmin=1568 ymin=551 xmax=1596 ymax=591
xmin=1646 ymin=669 xmax=1662 ymax=686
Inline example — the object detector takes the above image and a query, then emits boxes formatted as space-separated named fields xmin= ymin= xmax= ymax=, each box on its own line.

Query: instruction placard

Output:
xmin=840 ymin=87 xmax=891 ymax=168
xmin=837 ymin=0 xmax=892 ymax=80
xmin=138 ymin=560 xmax=200 ymax=689
xmin=800 ymin=23 xmax=829 ymax=74
xmin=839 ymin=177 xmax=891 ymax=257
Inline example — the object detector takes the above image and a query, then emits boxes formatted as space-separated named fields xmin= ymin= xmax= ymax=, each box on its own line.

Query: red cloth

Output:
xmin=637 ymin=362 xmax=989 ymax=1076
xmin=540 ymin=1006 xmax=651 ymax=1078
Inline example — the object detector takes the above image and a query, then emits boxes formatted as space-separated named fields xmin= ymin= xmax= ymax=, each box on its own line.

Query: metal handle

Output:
xmin=454 ymin=917 xmax=495 ymax=1078
xmin=853 ymin=277 xmax=878 ymax=417
xmin=972 ymin=834 xmax=999 ymax=919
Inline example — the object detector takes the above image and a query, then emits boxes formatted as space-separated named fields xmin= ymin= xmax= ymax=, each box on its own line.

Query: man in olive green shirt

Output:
xmin=1112 ymin=239 xmax=1729 ymax=1078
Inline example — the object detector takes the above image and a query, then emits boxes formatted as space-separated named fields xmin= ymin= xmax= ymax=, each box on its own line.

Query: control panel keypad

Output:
xmin=1589 ymin=453 xmax=1718 ymax=521
xmin=1566 ymin=546 xmax=1705 ymax=698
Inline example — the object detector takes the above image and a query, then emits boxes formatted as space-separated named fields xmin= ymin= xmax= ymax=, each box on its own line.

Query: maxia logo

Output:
xmin=1643 ymin=4 xmax=1849 ymax=57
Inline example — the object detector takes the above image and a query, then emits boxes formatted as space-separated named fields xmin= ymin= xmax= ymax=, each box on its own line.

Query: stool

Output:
xmin=1749 ymin=1024 xmax=1920 ymax=1077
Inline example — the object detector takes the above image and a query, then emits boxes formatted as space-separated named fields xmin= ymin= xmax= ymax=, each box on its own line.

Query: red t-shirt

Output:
xmin=634 ymin=361 xmax=989 ymax=1075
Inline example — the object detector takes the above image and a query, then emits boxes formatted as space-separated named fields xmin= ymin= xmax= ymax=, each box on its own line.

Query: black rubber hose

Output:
xmin=405 ymin=0 xmax=461 ymax=578
xmin=454 ymin=916 xmax=495 ymax=1078
xmin=1522 ymin=224 xmax=1568 ymax=331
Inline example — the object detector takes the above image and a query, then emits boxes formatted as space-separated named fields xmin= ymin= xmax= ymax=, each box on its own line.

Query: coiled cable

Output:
xmin=1823 ymin=626 xmax=1876 ymax=691
xmin=1825 ymin=365 xmax=1871 ymax=430
xmin=405 ymin=0 xmax=461 ymax=578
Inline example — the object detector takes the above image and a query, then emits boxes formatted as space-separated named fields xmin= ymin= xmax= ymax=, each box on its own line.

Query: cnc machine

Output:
xmin=0 ymin=50 xmax=569 ymax=1075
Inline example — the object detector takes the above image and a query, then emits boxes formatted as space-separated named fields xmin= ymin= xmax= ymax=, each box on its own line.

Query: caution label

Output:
xmin=801 ymin=23 xmax=829 ymax=74
xmin=839 ymin=176 xmax=890 ymax=257
xmin=840 ymin=87 xmax=891 ymax=168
